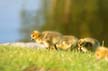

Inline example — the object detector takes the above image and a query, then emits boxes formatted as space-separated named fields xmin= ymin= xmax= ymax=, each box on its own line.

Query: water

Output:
xmin=0 ymin=30 xmax=20 ymax=43
xmin=0 ymin=0 xmax=40 ymax=43
xmin=0 ymin=0 xmax=21 ymax=43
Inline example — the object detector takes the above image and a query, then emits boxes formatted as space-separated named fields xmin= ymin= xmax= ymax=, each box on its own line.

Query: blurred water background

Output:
xmin=0 ymin=0 xmax=39 ymax=43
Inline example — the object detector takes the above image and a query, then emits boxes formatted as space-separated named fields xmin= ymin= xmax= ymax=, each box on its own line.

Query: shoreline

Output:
xmin=0 ymin=42 xmax=46 ymax=48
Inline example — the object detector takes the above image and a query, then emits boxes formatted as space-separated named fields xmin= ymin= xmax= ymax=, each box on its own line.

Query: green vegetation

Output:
xmin=0 ymin=45 xmax=108 ymax=71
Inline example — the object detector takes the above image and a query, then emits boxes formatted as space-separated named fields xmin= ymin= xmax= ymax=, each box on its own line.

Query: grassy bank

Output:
xmin=0 ymin=45 xmax=108 ymax=71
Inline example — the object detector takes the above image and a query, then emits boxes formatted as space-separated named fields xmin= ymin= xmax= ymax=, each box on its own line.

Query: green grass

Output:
xmin=0 ymin=45 xmax=108 ymax=71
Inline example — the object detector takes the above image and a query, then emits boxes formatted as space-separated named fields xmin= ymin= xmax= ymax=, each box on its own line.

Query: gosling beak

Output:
xmin=31 ymin=38 xmax=33 ymax=40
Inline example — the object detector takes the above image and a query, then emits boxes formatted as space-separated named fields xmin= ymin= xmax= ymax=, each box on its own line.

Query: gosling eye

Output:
xmin=32 ymin=35 xmax=35 ymax=37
